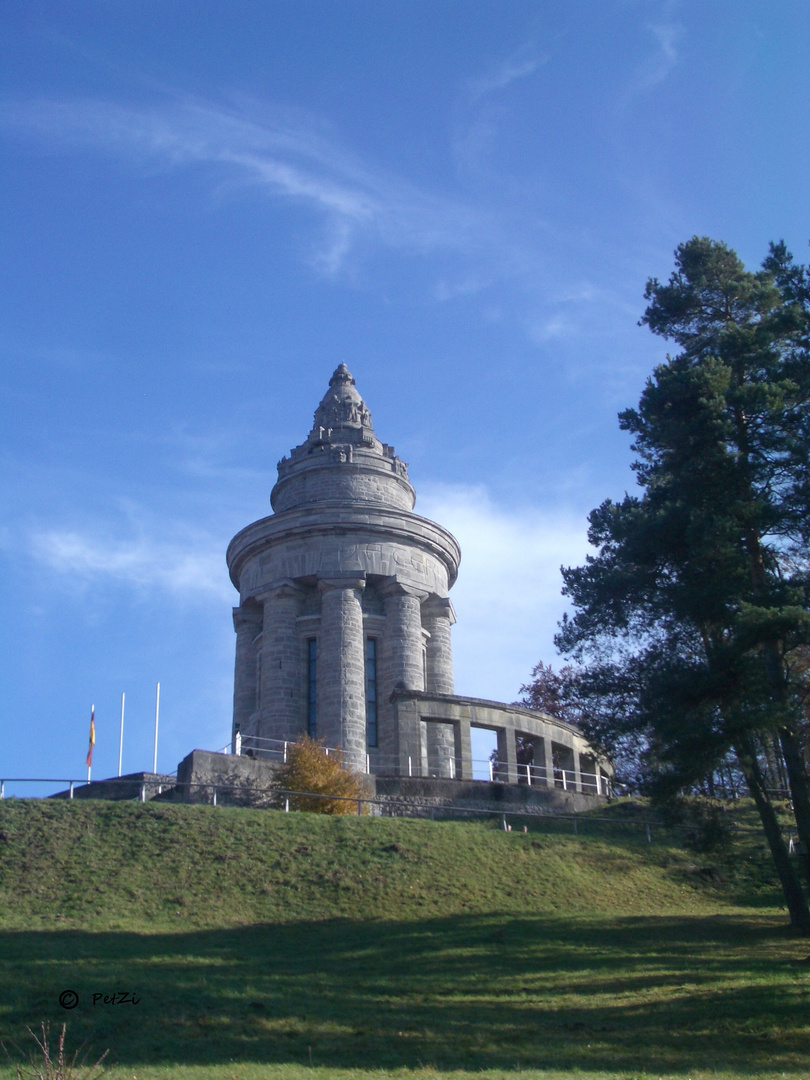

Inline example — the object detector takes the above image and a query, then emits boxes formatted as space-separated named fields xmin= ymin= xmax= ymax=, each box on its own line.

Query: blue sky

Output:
xmin=2 ymin=1 xmax=809 ymax=790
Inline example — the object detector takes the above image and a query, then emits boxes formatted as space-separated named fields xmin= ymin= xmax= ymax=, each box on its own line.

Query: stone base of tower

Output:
xmin=147 ymin=748 xmax=608 ymax=814
xmin=154 ymin=688 xmax=611 ymax=811
xmin=372 ymin=776 xmax=607 ymax=816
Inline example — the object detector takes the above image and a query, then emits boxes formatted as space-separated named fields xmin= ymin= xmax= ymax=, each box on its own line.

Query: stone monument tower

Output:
xmin=226 ymin=364 xmax=460 ymax=774
xmin=67 ymin=362 xmax=611 ymax=806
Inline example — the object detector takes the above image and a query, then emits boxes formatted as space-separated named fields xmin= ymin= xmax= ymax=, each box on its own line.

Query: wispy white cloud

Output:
xmin=525 ymin=278 xmax=622 ymax=345
xmin=418 ymin=483 xmax=590 ymax=702
xmin=528 ymin=314 xmax=576 ymax=343
xmin=649 ymin=21 xmax=681 ymax=80
xmin=464 ymin=44 xmax=546 ymax=101
xmin=0 ymin=84 xmax=646 ymax=356
xmin=631 ymin=19 xmax=683 ymax=95
xmin=453 ymin=41 xmax=546 ymax=181
xmin=0 ymin=95 xmax=493 ymax=276
xmin=30 ymin=523 xmax=233 ymax=603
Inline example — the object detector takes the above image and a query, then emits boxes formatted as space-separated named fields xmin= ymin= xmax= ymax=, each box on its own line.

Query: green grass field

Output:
xmin=0 ymin=799 xmax=808 ymax=1080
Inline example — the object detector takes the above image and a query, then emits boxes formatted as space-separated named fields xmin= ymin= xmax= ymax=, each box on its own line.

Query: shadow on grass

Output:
xmin=1 ymin=914 xmax=807 ymax=1075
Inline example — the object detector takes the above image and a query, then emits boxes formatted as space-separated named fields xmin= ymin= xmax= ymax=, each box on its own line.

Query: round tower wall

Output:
xmin=234 ymin=530 xmax=453 ymax=602
xmin=271 ymin=460 xmax=415 ymax=514
xmin=228 ymin=507 xmax=460 ymax=602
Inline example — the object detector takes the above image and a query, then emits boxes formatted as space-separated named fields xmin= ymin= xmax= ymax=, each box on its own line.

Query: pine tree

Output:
xmin=554 ymin=237 xmax=810 ymax=931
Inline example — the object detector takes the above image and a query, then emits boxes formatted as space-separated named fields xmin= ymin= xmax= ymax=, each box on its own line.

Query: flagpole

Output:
xmin=86 ymin=704 xmax=95 ymax=783
xmin=118 ymin=692 xmax=125 ymax=777
xmin=152 ymin=682 xmax=160 ymax=774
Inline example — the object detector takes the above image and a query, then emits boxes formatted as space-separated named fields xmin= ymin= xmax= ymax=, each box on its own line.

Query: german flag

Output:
xmin=85 ymin=706 xmax=95 ymax=768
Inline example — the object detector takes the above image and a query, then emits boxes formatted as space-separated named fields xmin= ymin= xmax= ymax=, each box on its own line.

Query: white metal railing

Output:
xmin=0 ymin=761 xmax=610 ymax=803
xmin=236 ymin=734 xmax=343 ymax=762
xmin=0 ymin=775 xmax=615 ymax=820
xmin=485 ymin=760 xmax=608 ymax=794
xmin=0 ymin=777 xmax=174 ymax=800
xmin=0 ymin=778 xmax=88 ymax=800
xmin=0 ymin=776 xmax=623 ymax=822
xmin=206 ymin=735 xmax=611 ymax=794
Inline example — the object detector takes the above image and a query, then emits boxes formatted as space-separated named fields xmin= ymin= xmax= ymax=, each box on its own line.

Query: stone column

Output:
xmin=232 ymin=603 xmax=263 ymax=749
xmin=455 ymin=719 xmax=473 ymax=780
xmin=317 ymin=575 xmax=367 ymax=772
xmin=390 ymin=693 xmax=423 ymax=777
xmin=573 ymin=746 xmax=583 ymax=793
xmin=422 ymin=596 xmax=455 ymax=694
xmin=424 ymin=723 xmax=456 ymax=778
xmin=381 ymin=581 xmax=426 ymax=776
xmin=543 ymin=735 xmax=554 ymax=789
xmin=257 ymin=581 xmax=304 ymax=747
xmin=382 ymin=581 xmax=426 ymax=692
xmin=421 ymin=597 xmax=456 ymax=776
xmin=496 ymin=727 xmax=518 ymax=784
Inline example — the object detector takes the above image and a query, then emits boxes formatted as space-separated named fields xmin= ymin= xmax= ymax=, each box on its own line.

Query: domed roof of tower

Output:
xmin=270 ymin=365 xmax=416 ymax=514
xmin=309 ymin=364 xmax=374 ymax=442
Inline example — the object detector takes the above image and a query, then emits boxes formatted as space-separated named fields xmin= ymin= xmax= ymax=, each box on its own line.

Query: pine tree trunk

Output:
xmin=741 ymin=509 xmax=810 ymax=894
xmin=735 ymin=737 xmax=810 ymax=933
xmin=778 ymin=723 xmax=810 ymax=892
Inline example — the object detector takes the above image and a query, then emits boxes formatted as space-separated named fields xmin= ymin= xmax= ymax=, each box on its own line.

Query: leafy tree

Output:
xmin=552 ymin=237 xmax=810 ymax=931
xmin=274 ymin=735 xmax=367 ymax=814
xmin=517 ymin=661 xmax=576 ymax=721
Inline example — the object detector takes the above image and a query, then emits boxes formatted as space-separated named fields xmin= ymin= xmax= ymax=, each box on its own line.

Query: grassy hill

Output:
xmin=0 ymin=798 xmax=782 ymax=930
xmin=0 ymin=799 xmax=807 ymax=1080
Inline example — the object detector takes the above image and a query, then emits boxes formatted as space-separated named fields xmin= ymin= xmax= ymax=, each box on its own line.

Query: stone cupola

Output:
xmin=270 ymin=364 xmax=416 ymax=514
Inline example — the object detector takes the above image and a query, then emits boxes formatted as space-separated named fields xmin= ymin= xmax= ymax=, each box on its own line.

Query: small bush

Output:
xmin=274 ymin=735 xmax=367 ymax=814
xmin=2 ymin=1022 xmax=108 ymax=1080
xmin=659 ymin=796 xmax=734 ymax=855
xmin=684 ymin=803 xmax=733 ymax=855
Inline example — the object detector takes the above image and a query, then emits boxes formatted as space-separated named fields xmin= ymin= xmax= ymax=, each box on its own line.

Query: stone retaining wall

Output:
xmin=170 ymin=750 xmax=606 ymax=814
